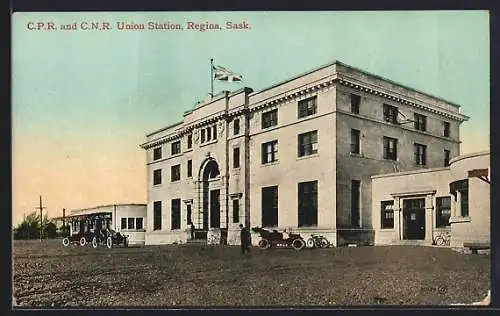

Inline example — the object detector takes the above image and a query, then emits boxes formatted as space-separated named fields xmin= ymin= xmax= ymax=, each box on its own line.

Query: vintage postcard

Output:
xmin=12 ymin=10 xmax=491 ymax=308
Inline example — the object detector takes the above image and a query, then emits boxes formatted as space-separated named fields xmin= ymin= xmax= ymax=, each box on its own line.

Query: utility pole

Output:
xmin=36 ymin=195 xmax=46 ymax=242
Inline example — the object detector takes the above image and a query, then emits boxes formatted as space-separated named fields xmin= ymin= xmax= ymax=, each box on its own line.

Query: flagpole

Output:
xmin=210 ymin=58 xmax=214 ymax=99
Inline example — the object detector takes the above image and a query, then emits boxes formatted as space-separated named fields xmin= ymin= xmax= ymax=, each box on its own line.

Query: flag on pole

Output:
xmin=212 ymin=64 xmax=243 ymax=82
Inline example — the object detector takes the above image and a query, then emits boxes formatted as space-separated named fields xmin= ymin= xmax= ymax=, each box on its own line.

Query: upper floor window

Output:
xmin=171 ymin=165 xmax=181 ymax=182
xmin=414 ymin=143 xmax=427 ymax=166
xmin=171 ymin=141 xmax=181 ymax=155
xmin=262 ymin=109 xmax=278 ymax=129
xmin=262 ymin=140 xmax=278 ymax=164
xmin=443 ymin=121 xmax=450 ymax=137
xmin=234 ymin=118 xmax=240 ymax=135
xmin=414 ymin=113 xmax=427 ymax=131
xmin=350 ymin=94 xmax=360 ymax=114
xmin=187 ymin=159 xmax=193 ymax=178
xmin=233 ymin=147 xmax=240 ymax=168
xmin=350 ymin=129 xmax=360 ymax=154
xmin=383 ymin=104 xmax=398 ymax=124
xmin=383 ymin=137 xmax=398 ymax=160
xmin=187 ymin=134 xmax=192 ymax=149
xmin=436 ymin=197 xmax=451 ymax=228
xmin=207 ymin=126 xmax=212 ymax=141
xmin=444 ymin=149 xmax=451 ymax=167
xmin=212 ymin=125 xmax=217 ymax=139
xmin=153 ymin=169 xmax=162 ymax=185
xmin=153 ymin=147 xmax=162 ymax=160
xmin=298 ymin=96 xmax=317 ymax=118
xmin=298 ymin=131 xmax=318 ymax=157
xmin=201 ymin=129 xmax=206 ymax=143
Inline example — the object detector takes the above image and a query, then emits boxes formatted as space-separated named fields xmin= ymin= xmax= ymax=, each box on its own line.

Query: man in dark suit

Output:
xmin=239 ymin=224 xmax=251 ymax=254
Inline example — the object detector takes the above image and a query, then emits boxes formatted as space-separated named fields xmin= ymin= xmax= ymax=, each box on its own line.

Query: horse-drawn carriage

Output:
xmin=252 ymin=227 xmax=306 ymax=250
xmin=58 ymin=212 xmax=128 ymax=249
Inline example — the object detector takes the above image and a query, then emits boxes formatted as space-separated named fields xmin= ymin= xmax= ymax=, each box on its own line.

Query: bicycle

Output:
xmin=306 ymin=234 xmax=331 ymax=248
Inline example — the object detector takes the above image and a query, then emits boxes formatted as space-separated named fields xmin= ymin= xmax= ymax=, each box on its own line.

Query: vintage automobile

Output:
xmin=252 ymin=227 xmax=306 ymax=250
xmin=61 ymin=212 xmax=128 ymax=249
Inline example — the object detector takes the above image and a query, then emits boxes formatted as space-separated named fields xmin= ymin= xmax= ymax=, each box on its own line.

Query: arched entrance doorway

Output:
xmin=201 ymin=159 xmax=221 ymax=231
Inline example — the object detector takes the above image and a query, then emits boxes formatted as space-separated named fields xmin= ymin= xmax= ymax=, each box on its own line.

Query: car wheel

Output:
xmin=106 ymin=236 xmax=112 ymax=249
xmin=306 ymin=238 xmax=315 ymax=248
xmin=79 ymin=237 xmax=87 ymax=247
xmin=62 ymin=238 xmax=70 ymax=247
xmin=258 ymin=239 xmax=270 ymax=249
xmin=292 ymin=238 xmax=305 ymax=251
xmin=92 ymin=236 xmax=98 ymax=248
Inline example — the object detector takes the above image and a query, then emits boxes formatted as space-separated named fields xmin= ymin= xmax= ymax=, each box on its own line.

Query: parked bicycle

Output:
xmin=306 ymin=234 xmax=332 ymax=248
xmin=433 ymin=231 xmax=451 ymax=246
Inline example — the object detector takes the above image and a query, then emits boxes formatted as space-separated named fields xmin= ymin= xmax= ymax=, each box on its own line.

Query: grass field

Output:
xmin=12 ymin=239 xmax=490 ymax=307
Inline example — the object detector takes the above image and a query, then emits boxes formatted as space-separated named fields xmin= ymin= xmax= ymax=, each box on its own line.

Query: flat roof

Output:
xmin=70 ymin=203 xmax=147 ymax=214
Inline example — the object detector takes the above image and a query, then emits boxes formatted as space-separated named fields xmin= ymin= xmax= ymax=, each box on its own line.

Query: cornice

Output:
xmin=337 ymin=74 xmax=469 ymax=122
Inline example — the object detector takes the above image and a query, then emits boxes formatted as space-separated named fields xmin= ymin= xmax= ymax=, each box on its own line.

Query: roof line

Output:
xmin=146 ymin=121 xmax=183 ymax=137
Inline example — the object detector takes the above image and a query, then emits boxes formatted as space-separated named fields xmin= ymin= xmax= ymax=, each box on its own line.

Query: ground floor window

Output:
xmin=460 ymin=190 xmax=469 ymax=217
xmin=136 ymin=218 xmax=143 ymax=230
xmin=187 ymin=204 xmax=192 ymax=225
xmin=127 ymin=218 xmax=135 ymax=229
xmin=171 ymin=199 xmax=181 ymax=230
xmin=298 ymin=181 xmax=318 ymax=227
xmin=436 ymin=196 xmax=451 ymax=227
xmin=262 ymin=186 xmax=278 ymax=227
xmin=351 ymin=180 xmax=361 ymax=227
xmin=153 ymin=201 xmax=162 ymax=230
xmin=381 ymin=200 xmax=394 ymax=228
xmin=232 ymin=199 xmax=240 ymax=223
xmin=121 ymin=218 xmax=127 ymax=229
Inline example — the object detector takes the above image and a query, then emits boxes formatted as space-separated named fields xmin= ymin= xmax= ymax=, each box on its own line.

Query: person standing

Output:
xmin=239 ymin=224 xmax=251 ymax=254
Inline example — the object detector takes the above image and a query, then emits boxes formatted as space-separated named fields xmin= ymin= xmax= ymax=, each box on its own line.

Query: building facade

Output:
xmin=371 ymin=151 xmax=490 ymax=248
xmin=140 ymin=61 xmax=469 ymax=246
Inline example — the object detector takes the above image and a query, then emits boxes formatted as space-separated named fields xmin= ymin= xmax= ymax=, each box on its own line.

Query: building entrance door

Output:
xmin=403 ymin=198 xmax=425 ymax=240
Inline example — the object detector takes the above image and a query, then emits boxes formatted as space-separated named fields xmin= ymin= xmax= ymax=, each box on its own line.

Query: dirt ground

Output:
xmin=12 ymin=239 xmax=491 ymax=307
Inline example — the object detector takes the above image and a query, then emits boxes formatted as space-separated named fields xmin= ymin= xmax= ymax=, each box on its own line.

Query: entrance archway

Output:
xmin=201 ymin=159 xmax=221 ymax=231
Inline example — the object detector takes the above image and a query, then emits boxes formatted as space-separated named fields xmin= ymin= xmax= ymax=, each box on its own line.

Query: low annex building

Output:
xmin=140 ymin=60 xmax=469 ymax=246
xmin=372 ymin=151 xmax=490 ymax=248
xmin=63 ymin=204 xmax=147 ymax=246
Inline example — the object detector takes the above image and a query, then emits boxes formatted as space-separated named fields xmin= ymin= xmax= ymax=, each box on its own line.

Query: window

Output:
xmin=414 ymin=143 xmax=427 ymax=166
xmin=381 ymin=201 xmax=394 ymax=229
xmin=350 ymin=93 xmax=360 ymax=114
xmin=262 ymin=186 xmax=278 ymax=227
xmin=171 ymin=141 xmax=181 ymax=155
xmin=153 ymin=201 xmax=162 ymax=230
xmin=414 ymin=113 xmax=427 ymax=131
xmin=383 ymin=137 xmax=398 ymax=160
xmin=127 ymin=217 xmax=135 ymax=230
xmin=298 ymin=130 xmax=318 ymax=157
xmin=187 ymin=159 xmax=192 ymax=177
xmin=213 ymin=125 xmax=217 ymax=139
xmin=460 ymin=189 xmax=469 ymax=217
xmin=171 ymin=199 xmax=181 ymax=230
xmin=187 ymin=134 xmax=192 ymax=149
xmin=443 ymin=122 xmax=450 ymax=137
xmin=121 ymin=218 xmax=127 ymax=229
xmin=153 ymin=169 xmax=162 ymax=185
xmin=171 ymin=165 xmax=180 ymax=182
xmin=262 ymin=140 xmax=278 ymax=164
xmin=232 ymin=199 xmax=240 ymax=223
xmin=298 ymin=96 xmax=317 ymax=118
xmin=436 ymin=197 xmax=451 ymax=228
xmin=234 ymin=119 xmax=240 ymax=135
xmin=444 ymin=150 xmax=451 ymax=167
xmin=201 ymin=129 xmax=206 ymax=143
xmin=207 ymin=127 xmax=212 ymax=141
xmin=187 ymin=204 xmax=192 ymax=225
xmin=298 ymin=181 xmax=318 ymax=227
xmin=153 ymin=147 xmax=162 ymax=160
xmin=233 ymin=147 xmax=240 ymax=168
xmin=136 ymin=218 xmax=143 ymax=230
xmin=262 ymin=109 xmax=278 ymax=129
xmin=351 ymin=180 xmax=361 ymax=227
xmin=350 ymin=129 xmax=360 ymax=154
xmin=383 ymin=104 xmax=398 ymax=124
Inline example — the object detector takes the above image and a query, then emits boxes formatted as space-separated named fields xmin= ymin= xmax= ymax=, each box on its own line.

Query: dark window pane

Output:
xmin=171 ymin=199 xmax=181 ymax=230
xmin=128 ymin=218 xmax=135 ymax=230
xmin=350 ymin=94 xmax=360 ymax=114
xmin=298 ymin=96 xmax=317 ymax=118
xmin=153 ymin=147 xmax=162 ymax=160
xmin=232 ymin=199 xmax=240 ymax=223
xmin=262 ymin=186 xmax=278 ymax=227
xmin=153 ymin=201 xmax=162 ymax=230
xmin=121 ymin=218 xmax=127 ymax=229
xmin=233 ymin=147 xmax=240 ymax=168
xmin=153 ymin=169 xmax=162 ymax=185
xmin=298 ymin=181 xmax=318 ymax=227
xmin=136 ymin=218 xmax=143 ymax=230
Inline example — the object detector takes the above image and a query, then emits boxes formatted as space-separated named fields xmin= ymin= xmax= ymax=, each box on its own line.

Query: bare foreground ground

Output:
xmin=12 ymin=239 xmax=490 ymax=308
